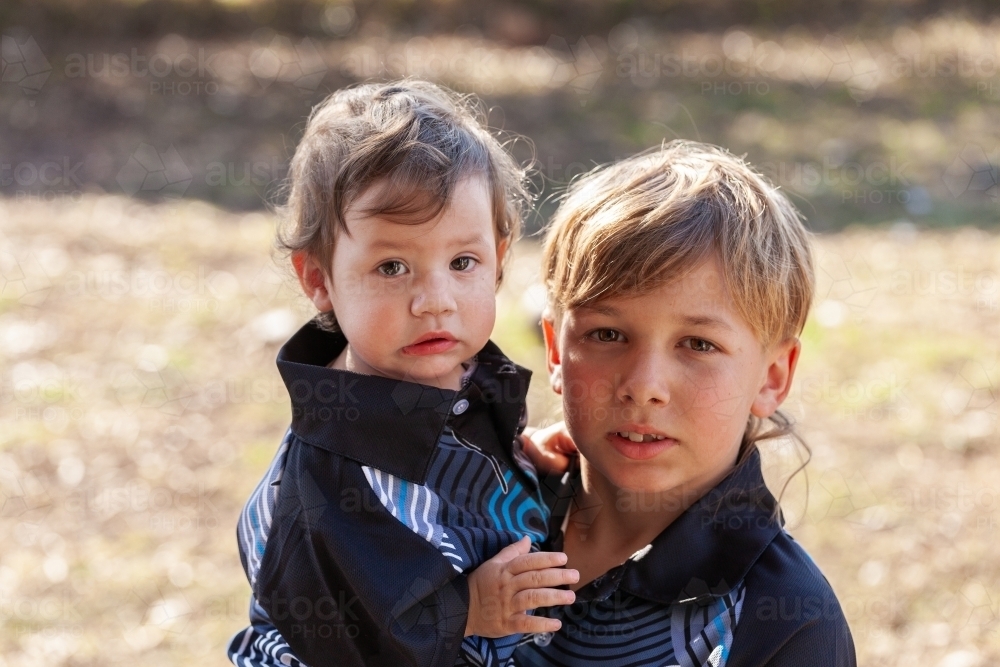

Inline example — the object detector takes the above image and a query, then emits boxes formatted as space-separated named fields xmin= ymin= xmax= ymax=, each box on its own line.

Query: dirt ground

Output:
xmin=0 ymin=195 xmax=998 ymax=665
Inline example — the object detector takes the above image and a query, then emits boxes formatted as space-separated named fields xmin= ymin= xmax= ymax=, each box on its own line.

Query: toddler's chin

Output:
xmin=393 ymin=358 xmax=465 ymax=387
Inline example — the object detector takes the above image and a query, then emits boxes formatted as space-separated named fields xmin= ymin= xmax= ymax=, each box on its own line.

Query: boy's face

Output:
xmin=296 ymin=176 xmax=504 ymax=390
xmin=542 ymin=255 xmax=800 ymax=498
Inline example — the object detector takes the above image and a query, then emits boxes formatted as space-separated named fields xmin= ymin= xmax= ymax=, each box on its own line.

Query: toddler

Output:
xmin=227 ymin=80 xmax=577 ymax=667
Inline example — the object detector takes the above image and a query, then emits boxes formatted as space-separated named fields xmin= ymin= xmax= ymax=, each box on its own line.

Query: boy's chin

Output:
xmin=582 ymin=452 xmax=664 ymax=493
xmin=608 ymin=471 xmax=679 ymax=497
xmin=587 ymin=455 xmax=682 ymax=497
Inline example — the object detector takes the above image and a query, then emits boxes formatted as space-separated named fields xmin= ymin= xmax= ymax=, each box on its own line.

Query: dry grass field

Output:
xmin=1 ymin=195 xmax=998 ymax=666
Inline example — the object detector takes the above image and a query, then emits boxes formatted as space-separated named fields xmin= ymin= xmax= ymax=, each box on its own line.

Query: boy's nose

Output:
xmin=410 ymin=272 xmax=458 ymax=316
xmin=615 ymin=350 xmax=671 ymax=406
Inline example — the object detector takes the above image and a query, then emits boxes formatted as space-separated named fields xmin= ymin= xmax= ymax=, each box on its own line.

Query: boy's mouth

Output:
xmin=607 ymin=426 xmax=676 ymax=460
xmin=614 ymin=430 xmax=667 ymax=443
xmin=402 ymin=331 xmax=458 ymax=356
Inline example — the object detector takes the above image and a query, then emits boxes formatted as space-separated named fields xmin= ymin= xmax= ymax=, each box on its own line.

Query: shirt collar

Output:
xmin=275 ymin=318 xmax=532 ymax=486
xmin=544 ymin=449 xmax=782 ymax=606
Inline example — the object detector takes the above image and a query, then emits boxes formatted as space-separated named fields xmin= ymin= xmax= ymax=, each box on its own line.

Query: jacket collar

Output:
xmin=544 ymin=449 xmax=783 ymax=606
xmin=275 ymin=318 xmax=532 ymax=486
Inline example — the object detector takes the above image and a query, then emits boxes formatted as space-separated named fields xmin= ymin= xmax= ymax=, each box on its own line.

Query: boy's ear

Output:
xmin=541 ymin=312 xmax=563 ymax=396
xmin=751 ymin=338 xmax=801 ymax=419
xmin=292 ymin=251 xmax=334 ymax=312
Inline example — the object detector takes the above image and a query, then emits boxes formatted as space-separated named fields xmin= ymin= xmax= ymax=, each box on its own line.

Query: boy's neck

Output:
xmin=567 ymin=457 xmax=705 ymax=560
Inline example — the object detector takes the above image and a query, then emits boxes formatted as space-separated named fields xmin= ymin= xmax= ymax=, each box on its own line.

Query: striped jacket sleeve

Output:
xmin=237 ymin=429 xmax=292 ymax=590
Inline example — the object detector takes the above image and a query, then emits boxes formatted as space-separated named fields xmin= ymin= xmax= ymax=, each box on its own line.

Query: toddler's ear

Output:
xmin=541 ymin=313 xmax=563 ymax=395
xmin=495 ymin=237 xmax=510 ymax=285
xmin=750 ymin=338 xmax=800 ymax=419
xmin=292 ymin=251 xmax=334 ymax=312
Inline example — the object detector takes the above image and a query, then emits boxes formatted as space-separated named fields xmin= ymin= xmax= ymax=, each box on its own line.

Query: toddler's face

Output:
xmin=543 ymin=254 xmax=799 ymax=498
xmin=305 ymin=176 xmax=502 ymax=390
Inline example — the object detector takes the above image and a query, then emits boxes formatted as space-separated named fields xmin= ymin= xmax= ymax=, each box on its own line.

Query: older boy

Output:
xmin=518 ymin=141 xmax=856 ymax=666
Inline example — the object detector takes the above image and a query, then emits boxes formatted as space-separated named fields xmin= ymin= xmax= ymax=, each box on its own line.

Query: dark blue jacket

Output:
xmin=516 ymin=451 xmax=857 ymax=666
xmin=229 ymin=320 xmax=547 ymax=667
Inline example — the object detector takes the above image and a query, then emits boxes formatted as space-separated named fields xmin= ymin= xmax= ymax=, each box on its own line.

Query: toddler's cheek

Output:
xmin=464 ymin=284 xmax=498 ymax=313
xmin=462 ymin=294 xmax=497 ymax=342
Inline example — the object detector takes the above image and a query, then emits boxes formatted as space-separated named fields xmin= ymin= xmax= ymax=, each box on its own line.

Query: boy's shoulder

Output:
xmin=747 ymin=528 xmax=846 ymax=614
xmin=729 ymin=529 xmax=856 ymax=667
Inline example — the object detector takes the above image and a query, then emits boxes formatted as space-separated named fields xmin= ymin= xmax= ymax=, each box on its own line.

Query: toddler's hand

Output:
xmin=520 ymin=421 xmax=577 ymax=474
xmin=464 ymin=536 xmax=577 ymax=638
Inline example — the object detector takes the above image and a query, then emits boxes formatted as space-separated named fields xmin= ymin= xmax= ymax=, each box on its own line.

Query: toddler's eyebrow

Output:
xmin=368 ymin=234 xmax=492 ymax=252
xmin=368 ymin=239 xmax=409 ymax=251
xmin=449 ymin=233 xmax=493 ymax=248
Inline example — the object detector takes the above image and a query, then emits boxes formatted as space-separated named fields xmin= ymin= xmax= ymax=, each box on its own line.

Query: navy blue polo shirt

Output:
xmin=515 ymin=451 xmax=857 ymax=667
xmin=228 ymin=320 xmax=548 ymax=667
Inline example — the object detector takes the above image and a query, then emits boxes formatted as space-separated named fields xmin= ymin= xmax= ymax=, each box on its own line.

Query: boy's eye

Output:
xmin=684 ymin=338 xmax=716 ymax=353
xmin=377 ymin=261 xmax=407 ymax=276
xmin=450 ymin=256 xmax=477 ymax=271
xmin=589 ymin=329 xmax=622 ymax=343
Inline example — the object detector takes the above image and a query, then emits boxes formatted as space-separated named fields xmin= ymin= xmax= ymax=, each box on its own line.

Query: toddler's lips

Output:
xmin=402 ymin=334 xmax=458 ymax=356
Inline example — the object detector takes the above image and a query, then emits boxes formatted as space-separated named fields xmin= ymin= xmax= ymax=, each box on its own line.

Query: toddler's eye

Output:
xmin=450 ymin=256 xmax=477 ymax=271
xmin=685 ymin=338 xmax=716 ymax=353
xmin=377 ymin=261 xmax=407 ymax=276
xmin=589 ymin=329 xmax=622 ymax=343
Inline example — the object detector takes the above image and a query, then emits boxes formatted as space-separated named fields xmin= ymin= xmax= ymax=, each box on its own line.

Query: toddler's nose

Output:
xmin=411 ymin=271 xmax=457 ymax=316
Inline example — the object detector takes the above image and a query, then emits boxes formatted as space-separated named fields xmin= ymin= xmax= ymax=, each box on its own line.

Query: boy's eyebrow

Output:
xmin=580 ymin=305 xmax=736 ymax=333
xmin=681 ymin=315 xmax=736 ymax=332
xmin=579 ymin=303 xmax=620 ymax=316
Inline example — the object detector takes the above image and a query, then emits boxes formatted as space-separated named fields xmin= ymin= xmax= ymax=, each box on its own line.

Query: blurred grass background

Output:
xmin=1 ymin=0 xmax=998 ymax=665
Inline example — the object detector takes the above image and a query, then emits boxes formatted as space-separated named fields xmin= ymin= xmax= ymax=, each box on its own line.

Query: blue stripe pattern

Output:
xmin=367 ymin=427 xmax=547 ymax=576
xmin=514 ymin=584 xmax=744 ymax=667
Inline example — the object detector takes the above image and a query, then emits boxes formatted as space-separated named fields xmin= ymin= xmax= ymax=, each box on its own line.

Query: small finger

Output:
xmin=508 ymin=614 xmax=562 ymax=635
xmin=536 ymin=451 xmax=570 ymax=474
xmin=507 ymin=550 xmax=568 ymax=575
xmin=536 ymin=421 xmax=573 ymax=447
xmin=551 ymin=433 xmax=578 ymax=454
xmin=491 ymin=536 xmax=532 ymax=564
xmin=512 ymin=568 xmax=579 ymax=591
xmin=512 ymin=587 xmax=577 ymax=612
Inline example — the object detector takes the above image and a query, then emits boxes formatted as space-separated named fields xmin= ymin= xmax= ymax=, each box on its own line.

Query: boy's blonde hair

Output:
xmin=278 ymin=79 xmax=530 ymax=331
xmin=542 ymin=140 xmax=815 ymax=458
